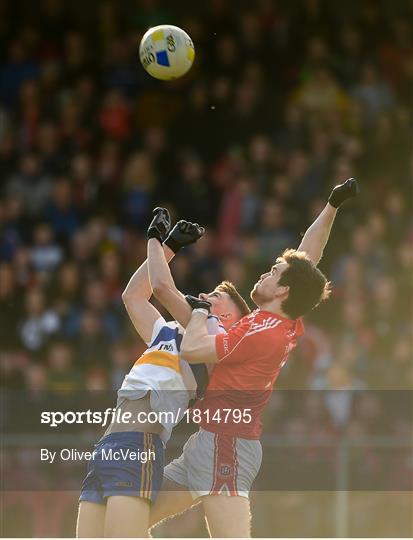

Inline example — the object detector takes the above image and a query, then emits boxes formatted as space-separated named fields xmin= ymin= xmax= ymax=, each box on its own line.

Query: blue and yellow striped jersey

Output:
xmin=117 ymin=315 xmax=225 ymax=443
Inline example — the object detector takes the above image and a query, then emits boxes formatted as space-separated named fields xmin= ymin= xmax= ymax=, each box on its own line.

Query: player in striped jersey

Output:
xmin=149 ymin=179 xmax=359 ymax=537
xmin=77 ymin=209 xmax=249 ymax=537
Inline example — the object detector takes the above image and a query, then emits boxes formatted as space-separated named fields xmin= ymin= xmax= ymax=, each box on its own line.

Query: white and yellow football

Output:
xmin=139 ymin=25 xmax=195 ymax=80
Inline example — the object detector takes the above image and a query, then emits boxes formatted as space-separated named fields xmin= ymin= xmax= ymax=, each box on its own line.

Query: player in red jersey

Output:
xmin=148 ymin=178 xmax=359 ymax=537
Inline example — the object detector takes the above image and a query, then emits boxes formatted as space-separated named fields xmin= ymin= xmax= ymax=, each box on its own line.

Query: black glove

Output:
xmin=328 ymin=178 xmax=360 ymax=208
xmin=185 ymin=294 xmax=212 ymax=313
xmin=147 ymin=207 xmax=171 ymax=242
xmin=164 ymin=220 xmax=205 ymax=253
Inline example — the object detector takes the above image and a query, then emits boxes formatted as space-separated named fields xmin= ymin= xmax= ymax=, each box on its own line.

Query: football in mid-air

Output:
xmin=139 ymin=25 xmax=195 ymax=80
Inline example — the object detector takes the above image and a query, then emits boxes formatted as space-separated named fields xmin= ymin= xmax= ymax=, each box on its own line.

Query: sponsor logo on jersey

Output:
xmin=222 ymin=336 xmax=230 ymax=355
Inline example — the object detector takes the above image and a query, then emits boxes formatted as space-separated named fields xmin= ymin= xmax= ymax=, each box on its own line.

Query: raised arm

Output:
xmin=121 ymin=246 xmax=174 ymax=343
xmin=122 ymin=246 xmax=174 ymax=302
xmin=121 ymin=208 xmax=173 ymax=344
xmin=297 ymin=204 xmax=337 ymax=265
xmin=147 ymin=238 xmax=192 ymax=326
xmin=147 ymin=219 xmax=204 ymax=327
xmin=298 ymin=178 xmax=359 ymax=265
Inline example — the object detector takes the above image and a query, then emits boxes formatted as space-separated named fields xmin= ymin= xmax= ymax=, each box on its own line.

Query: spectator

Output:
xmin=4 ymin=152 xmax=52 ymax=216
xmin=74 ymin=310 xmax=110 ymax=369
xmin=121 ymin=152 xmax=154 ymax=229
xmin=36 ymin=121 xmax=64 ymax=175
xmin=83 ymin=280 xmax=121 ymax=340
xmin=43 ymin=178 xmax=80 ymax=243
xmin=292 ymin=67 xmax=349 ymax=114
xmin=29 ymin=223 xmax=63 ymax=273
xmin=110 ymin=342 xmax=133 ymax=390
xmin=352 ymin=64 xmax=395 ymax=126
xmin=19 ymin=288 xmax=60 ymax=352
xmin=257 ymin=199 xmax=295 ymax=262
xmin=0 ymin=39 xmax=40 ymax=108
xmin=99 ymin=89 xmax=131 ymax=140
xmin=47 ymin=341 xmax=80 ymax=391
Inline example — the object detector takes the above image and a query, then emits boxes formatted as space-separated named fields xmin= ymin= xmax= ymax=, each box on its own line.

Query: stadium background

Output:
xmin=0 ymin=0 xmax=412 ymax=537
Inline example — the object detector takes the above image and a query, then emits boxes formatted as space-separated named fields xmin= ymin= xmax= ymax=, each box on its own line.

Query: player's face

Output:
xmin=198 ymin=290 xmax=239 ymax=328
xmin=250 ymin=259 xmax=289 ymax=306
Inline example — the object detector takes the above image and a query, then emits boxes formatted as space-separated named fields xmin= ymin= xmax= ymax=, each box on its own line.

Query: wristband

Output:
xmin=147 ymin=230 xmax=163 ymax=242
xmin=163 ymin=236 xmax=181 ymax=253
xmin=192 ymin=308 xmax=209 ymax=316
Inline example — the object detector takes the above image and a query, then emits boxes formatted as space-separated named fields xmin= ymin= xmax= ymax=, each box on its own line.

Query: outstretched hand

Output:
xmin=328 ymin=178 xmax=360 ymax=209
xmin=164 ymin=220 xmax=205 ymax=253
xmin=146 ymin=207 xmax=171 ymax=242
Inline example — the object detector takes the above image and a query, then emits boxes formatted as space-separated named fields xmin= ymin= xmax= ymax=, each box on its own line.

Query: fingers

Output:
xmin=350 ymin=178 xmax=360 ymax=194
xmin=345 ymin=177 xmax=357 ymax=188
xmin=189 ymin=224 xmax=205 ymax=240
xmin=177 ymin=220 xmax=205 ymax=237
xmin=152 ymin=207 xmax=171 ymax=226
xmin=190 ymin=223 xmax=203 ymax=234
xmin=177 ymin=220 xmax=191 ymax=232
xmin=345 ymin=177 xmax=359 ymax=196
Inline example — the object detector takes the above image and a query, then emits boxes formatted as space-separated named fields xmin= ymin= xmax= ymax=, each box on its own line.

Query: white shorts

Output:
xmin=164 ymin=428 xmax=262 ymax=500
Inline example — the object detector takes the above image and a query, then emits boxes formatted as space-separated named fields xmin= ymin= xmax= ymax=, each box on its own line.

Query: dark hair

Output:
xmin=216 ymin=280 xmax=251 ymax=317
xmin=278 ymin=249 xmax=331 ymax=319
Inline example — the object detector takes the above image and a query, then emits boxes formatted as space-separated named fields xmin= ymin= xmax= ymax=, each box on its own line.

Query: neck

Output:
xmin=257 ymin=299 xmax=290 ymax=319
xmin=222 ymin=319 xmax=235 ymax=331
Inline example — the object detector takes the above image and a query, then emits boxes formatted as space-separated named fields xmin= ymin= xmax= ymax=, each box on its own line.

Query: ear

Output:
xmin=276 ymin=285 xmax=290 ymax=298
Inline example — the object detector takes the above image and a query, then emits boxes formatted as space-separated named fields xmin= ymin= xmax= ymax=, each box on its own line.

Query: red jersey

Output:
xmin=198 ymin=309 xmax=304 ymax=439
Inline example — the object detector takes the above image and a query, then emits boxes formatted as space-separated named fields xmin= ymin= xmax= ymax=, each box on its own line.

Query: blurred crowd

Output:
xmin=1 ymin=0 xmax=412 ymax=536
xmin=1 ymin=0 xmax=412 ymax=395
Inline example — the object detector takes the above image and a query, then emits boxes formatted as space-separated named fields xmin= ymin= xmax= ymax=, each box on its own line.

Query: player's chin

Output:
xmin=251 ymin=285 xmax=268 ymax=306
xmin=250 ymin=287 xmax=260 ymax=304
